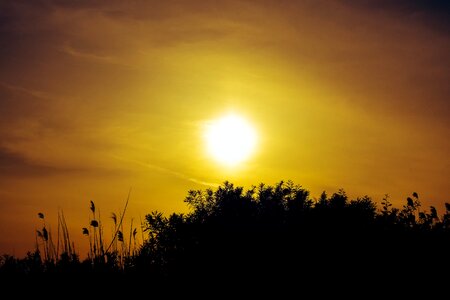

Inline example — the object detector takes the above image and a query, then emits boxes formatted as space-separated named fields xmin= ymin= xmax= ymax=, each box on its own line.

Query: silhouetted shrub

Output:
xmin=1 ymin=182 xmax=450 ymax=287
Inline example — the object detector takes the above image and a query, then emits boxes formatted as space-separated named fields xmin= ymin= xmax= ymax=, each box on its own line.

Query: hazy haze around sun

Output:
xmin=205 ymin=114 xmax=257 ymax=166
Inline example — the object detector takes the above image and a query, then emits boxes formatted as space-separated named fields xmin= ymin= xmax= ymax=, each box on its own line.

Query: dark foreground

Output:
xmin=1 ymin=182 xmax=449 ymax=294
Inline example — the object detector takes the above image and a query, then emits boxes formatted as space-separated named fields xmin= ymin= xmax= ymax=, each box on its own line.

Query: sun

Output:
xmin=205 ymin=114 xmax=257 ymax=166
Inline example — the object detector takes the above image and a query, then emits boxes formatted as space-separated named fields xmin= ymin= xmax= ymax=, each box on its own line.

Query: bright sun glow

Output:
xmin=205 ymin=114 xmax=257 ymax=166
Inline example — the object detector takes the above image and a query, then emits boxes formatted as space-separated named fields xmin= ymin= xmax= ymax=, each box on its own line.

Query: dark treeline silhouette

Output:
xmin=1 ymin=181 xmax=450 ymax=291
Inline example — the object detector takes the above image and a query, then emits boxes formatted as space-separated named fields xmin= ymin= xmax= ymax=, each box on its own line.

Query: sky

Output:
xmin=0 ymin=0 xmax=449 ymax=256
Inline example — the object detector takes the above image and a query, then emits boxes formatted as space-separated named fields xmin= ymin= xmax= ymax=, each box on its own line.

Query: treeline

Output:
xmin=1 ymin=181 xmax=450 ymax=284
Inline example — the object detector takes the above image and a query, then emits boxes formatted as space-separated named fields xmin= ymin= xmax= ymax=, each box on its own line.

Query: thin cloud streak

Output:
xmin=111 ymin=155 xmax=219 ymax=188
xmin=61 ymin=44 xmax=138 ymax=69
xmin=0 ymin=81 xmax=58 ymax=102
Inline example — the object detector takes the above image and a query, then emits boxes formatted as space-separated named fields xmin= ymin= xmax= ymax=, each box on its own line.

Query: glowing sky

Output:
xmin=0 ymin=0 xmax=449 ymax=256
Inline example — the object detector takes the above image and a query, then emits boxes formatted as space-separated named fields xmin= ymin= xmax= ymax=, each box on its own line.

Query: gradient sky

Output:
xmin=1 ymin=0 xmax=449 ymax=256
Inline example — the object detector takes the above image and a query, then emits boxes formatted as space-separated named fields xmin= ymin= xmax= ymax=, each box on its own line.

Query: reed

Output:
xmin=30 ymin=189 xmax=140 ymax=271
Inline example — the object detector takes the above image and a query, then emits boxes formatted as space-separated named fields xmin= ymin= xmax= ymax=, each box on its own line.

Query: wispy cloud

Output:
xmin=61 ymin=44 xmax=137 ymax=69
xmin=111 ymin=155 xmax=219 ymax=187
xmin=62 ymin=44 xmax=113 ymax=62
xmin=0 ymin=81 xmax=57 ymax=102
xmin=0 ymin=146 xmax=79 ymax=177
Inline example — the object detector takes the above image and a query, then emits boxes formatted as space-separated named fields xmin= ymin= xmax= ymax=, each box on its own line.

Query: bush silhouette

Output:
xmin=1 ymin=181 xmax=450 ymax=289
xmin=134 ymin=181 xmax=450 ymax=285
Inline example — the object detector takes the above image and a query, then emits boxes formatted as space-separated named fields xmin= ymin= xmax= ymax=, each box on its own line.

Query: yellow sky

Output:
xmin=0 ymin=0 xmax=449 ymax=256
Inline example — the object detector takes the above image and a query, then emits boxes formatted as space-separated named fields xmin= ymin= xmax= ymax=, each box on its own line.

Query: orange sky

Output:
xmin=0 ymin=0 xmax=449 ymax=256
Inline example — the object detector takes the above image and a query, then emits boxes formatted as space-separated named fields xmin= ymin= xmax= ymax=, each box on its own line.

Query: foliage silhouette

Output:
xmin=1 ymin=181 xmax=450 ymax=289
